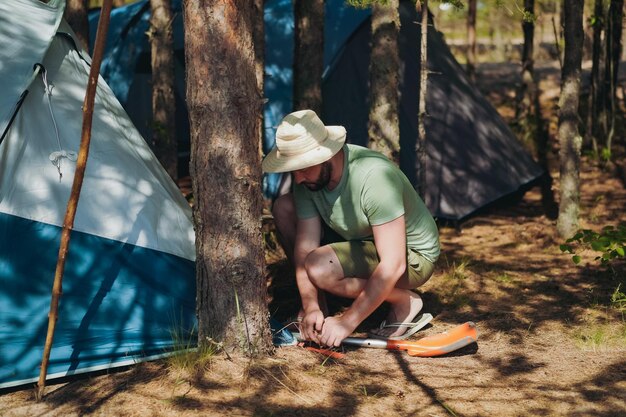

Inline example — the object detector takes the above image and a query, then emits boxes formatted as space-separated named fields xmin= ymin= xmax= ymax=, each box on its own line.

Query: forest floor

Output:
xmin=1 ymin=61 xmax=626 ymax=416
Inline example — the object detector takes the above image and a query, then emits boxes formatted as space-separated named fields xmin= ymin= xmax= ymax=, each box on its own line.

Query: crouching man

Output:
xmin=262 ymin=110 xmax=440 ymax=347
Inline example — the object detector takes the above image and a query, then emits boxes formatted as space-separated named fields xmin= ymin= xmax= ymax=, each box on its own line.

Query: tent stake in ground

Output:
xmin=36 ymin=0 xmax=114 ymax=400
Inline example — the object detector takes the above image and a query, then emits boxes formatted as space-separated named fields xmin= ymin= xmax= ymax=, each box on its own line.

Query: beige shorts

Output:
xmin=327 ymin=240 xmax=434 ymax=289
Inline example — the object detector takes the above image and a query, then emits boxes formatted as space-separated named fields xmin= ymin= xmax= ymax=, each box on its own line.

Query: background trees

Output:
xmin=367 ymin=0 xmax=401 ymax=164
xmin=293 ymin=0 xmax=324 ymax=113
xmin=556 ymin=0 xmax=584 ymax=238
xmin=149 ymin=0 xmax=177 ymax=180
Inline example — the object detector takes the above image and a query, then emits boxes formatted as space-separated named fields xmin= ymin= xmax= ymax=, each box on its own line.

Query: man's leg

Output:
xmin=304 ymin=244 xmax=426 ymax=339
xmin=272 ymin=193 xmax=328 ymax=319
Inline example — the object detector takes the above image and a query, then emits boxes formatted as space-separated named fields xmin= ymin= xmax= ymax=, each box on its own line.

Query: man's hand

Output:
xmin=319 ymin=316 xmax=358 ymax=347
xmin=301 ymin=309 xmax=325 ymax=343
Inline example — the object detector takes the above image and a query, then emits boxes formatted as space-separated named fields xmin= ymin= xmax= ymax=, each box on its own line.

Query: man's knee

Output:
xmin=304 ymin=247 xmax=341 ymax=290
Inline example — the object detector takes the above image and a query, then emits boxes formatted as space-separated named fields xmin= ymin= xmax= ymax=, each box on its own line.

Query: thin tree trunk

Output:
xmin=64 ymin=0 xmax=90 ymax=51
xmin=604 ymin=0 xmax=624 ymax=156
xmin=586 ymin=0 xmax=603 ymax=155
xmin=37 ymin=0 xmax=113 ymax=400
xmin=293 ymin=0 xmax=324 ymax=113
xmin=515 ymin=0 xmax=537 ymax=156
xmin=557 ymin=0 xmax=584 ymax=239
xmin=466 ymin=0 xmax=477 ymax=81
xmin=551 ymin=15 xmax=563 ymax=71
xmin=416 ymin=0 xmax=428 ymax=199
xmin=183 ymin=0 xmax=272 ymax=356
xmin=367 ymin=0 xmax=400 ymax=164
xmin=515 ymin=0 xmax=557 ymax=218
xmin=149 ymin=0 xmax=177 ymax=180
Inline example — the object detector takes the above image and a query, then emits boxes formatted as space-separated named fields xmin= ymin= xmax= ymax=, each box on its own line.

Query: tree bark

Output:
xmin=557 ymin=0 xmax=584 ymax=239
xmin=149 ymin=0 xmax=177 ymax=180
xmin=64 ymin=0 xmax=90 ymax=51
xmin=293 ymin=0 xmax=324 ymax=113
xmin=367 ymin=0 xmax=400 ymax=164
xmin=604 ymin=0 xmax=624 ymax=155
xmin=183 ymin=0 xmax=273 ymax=356
xmin=416 ymin=0 xmax=428 ymax=199
xmin=253 ymin=0 xmax=265 ymax=160
xmin=586 ymin=0 xmax=604 ymax=155
xmin=515 ymin=0 xmax=537 ymax=155
xmin=466 ymin=0 xmax=477 ymax=81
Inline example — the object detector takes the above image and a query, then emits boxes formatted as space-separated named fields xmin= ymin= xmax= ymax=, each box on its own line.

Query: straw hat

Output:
xmin=262 ymin=110 xmax=346 ymax=173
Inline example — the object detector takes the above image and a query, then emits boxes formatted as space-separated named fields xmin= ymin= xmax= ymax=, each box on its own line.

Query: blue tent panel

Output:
xmin=0 ymin=213 xmax=196 ymax=389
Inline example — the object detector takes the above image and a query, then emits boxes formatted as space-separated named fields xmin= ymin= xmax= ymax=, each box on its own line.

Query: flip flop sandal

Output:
xmin=368 ymin=313 xmax=433 ymax=340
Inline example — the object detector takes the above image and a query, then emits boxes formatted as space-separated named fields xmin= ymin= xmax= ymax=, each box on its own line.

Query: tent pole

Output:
xmin=36 ymin=0 xmax=114 ymax=401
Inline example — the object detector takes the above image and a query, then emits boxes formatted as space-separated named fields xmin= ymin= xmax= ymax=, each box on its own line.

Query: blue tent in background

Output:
xmin=88 ymin=0 xmax=543 ymax=220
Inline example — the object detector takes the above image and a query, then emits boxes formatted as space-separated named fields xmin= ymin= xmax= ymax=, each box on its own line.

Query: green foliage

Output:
xmin=612 ymin=284 xmax=626 ymax=312
xmin=521 ymin=10 xmax=537 ymax=23
xmin=588 ymin=14 xmax=604 ymax=28
xmin=346 ymin=0 xmax=464 ymax=10
xmin=560 ymin=223 xmax=626 ymax=265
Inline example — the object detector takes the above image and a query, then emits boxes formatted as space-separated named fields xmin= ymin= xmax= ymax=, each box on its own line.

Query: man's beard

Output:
xmin=303 ymin=162 xmax=332 ymax=191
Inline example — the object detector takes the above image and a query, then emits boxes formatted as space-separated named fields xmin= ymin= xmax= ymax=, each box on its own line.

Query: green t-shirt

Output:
xmin=294 ymin=144 xmax=440 ymax=263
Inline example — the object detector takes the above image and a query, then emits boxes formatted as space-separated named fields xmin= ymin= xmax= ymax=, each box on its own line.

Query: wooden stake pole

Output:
xmin=36 ymin=0 xmax=113 ymax=400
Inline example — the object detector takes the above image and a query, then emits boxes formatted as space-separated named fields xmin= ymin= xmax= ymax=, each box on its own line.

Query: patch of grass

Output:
xmin=167 ymin=324 xmax=218 ymax=373
xmin=357 ymin=384 xmax=381 ymax=399
xmin=438 ymin=257 xmax=474 ymax=309
xmin=573 ymin=320 xmax=626 ymax=352
xmin=493 ymin=272 xmax=514 ymax=283
xmin=441 ymin=257 xmax=472 ymax=281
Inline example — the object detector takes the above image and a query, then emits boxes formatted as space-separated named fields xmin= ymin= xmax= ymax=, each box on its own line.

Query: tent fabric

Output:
xmin=322 ymin=3 xmax=544 ymax=219
xmin=0 ymin=0 xmax=64 ymax=134
xmin=89 ymin=0 xmax=542 ymax=220
xmin=0 ymin=0 xmax=196 ymax=389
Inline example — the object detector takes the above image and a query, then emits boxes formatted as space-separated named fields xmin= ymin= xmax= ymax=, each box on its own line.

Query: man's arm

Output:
xmin=293 ymin=216 xmax=325 ymax=342
xmin=319 ymin=215 xmax=407 ymax=347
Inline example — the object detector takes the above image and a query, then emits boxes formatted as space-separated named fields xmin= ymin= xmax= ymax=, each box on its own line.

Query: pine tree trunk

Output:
xmin=367 ymin=0 xmax=400 ymax=164
xmin=293 ymin=0 xmax=324 ymax=113
xmin=253 ymin=0 xmax=265 ymax=160
xmin=183 ymin=0 xmax=273 ymax=356
xmin=466 ymin=0 xmax=477 ymax=81
xmin=557 ymin=0 xmax=584 ymax=239
xmin=604 ymin=0 xmax=624 ymax=155
xmin=150 ymin=0 xmax=177 ymax=180
xmin=515 ymin=0 xmax=537 ymax=156
xmin=586 ymin=0 xmax=603 ymax=155
xmin=64 ymin=0 xmax=90 ymax=51
xmin=416 ymin=1 xmax=428 ymax=199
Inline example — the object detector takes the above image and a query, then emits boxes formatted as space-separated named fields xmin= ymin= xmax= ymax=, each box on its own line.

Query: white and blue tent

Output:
xmin=0 ymin=0 xmax=196 ymax=389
